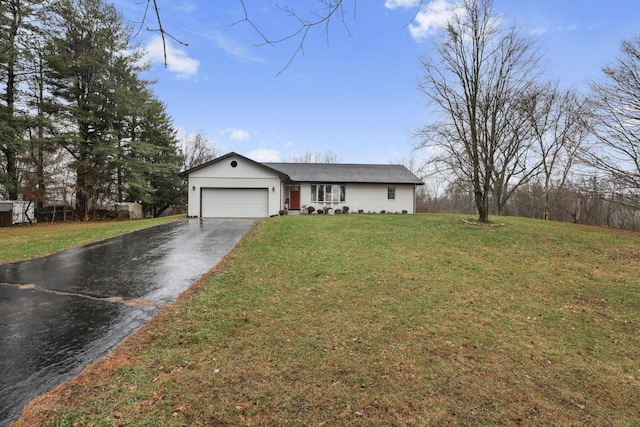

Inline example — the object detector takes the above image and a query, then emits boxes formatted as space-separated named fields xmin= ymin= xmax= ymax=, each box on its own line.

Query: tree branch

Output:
xmin=235 ymin=0 xmax=354 ymax=76
xmin=138 ymin=0 xmax=188 ymax=68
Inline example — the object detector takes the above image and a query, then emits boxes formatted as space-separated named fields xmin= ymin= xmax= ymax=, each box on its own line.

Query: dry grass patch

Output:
xmin=16 ymin=214 xmax=640 ymax=426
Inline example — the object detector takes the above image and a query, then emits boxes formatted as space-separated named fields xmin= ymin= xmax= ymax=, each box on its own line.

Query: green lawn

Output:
xmin=0 ymin=216 xmax=183 ymax=264
xmin=11 ymin=214 xmax=640 ymax=426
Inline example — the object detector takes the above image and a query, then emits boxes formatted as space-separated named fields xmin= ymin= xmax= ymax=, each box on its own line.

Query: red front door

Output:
xmin=289 ymin=186 xmax=300 ymax=209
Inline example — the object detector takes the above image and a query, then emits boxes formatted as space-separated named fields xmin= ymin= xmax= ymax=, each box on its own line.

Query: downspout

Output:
xmin=413 ymin=185 xmax=417 ymax=214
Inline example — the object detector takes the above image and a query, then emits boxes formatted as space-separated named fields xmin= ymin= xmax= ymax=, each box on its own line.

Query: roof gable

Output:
xmin=179 ymin=152 xmax=289 ymax=180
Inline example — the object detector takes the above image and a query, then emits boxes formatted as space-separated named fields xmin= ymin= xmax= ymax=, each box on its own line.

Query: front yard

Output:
xmin=13 ymin=214 xmax=640 ymax=426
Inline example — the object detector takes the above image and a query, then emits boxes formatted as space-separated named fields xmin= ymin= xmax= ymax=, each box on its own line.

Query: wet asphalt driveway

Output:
xmin=0 ymin=218 xmax=255 ymax=426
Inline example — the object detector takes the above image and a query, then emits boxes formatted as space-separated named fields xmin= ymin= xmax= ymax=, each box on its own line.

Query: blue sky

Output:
xmin=113 ymin=0 xmax=640 ymax=164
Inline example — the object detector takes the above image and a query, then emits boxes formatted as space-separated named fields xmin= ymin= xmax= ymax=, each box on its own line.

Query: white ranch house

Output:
xmin=180 ymin=152 xmax=423 ymax=218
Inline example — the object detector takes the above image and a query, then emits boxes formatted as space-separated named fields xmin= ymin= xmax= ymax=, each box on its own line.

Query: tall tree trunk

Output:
xmin=2 ymin=0 xmax=19 ymax=200
xmin=35 ymin=63 xmax=46 ymax=214
xmin=475 ymin=190 xmax=489 ymax=222
xmin=76 ymin=156 xmax=90 ymax=221
xmin=4 ymin=150 xmax=18 ymax=199
xmin=36 ymin=128 xmax=45 ymax=212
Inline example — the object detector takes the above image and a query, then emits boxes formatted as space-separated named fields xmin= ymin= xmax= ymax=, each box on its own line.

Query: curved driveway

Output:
xmin=0 ymin=218 xmax=255 ymax=426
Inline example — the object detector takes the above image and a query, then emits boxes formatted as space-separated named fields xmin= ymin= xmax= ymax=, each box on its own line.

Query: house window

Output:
xmin=388 ymin=186 xmax=396 ymax=200
xmin=311 ymin=184 xmax=346 ymax=202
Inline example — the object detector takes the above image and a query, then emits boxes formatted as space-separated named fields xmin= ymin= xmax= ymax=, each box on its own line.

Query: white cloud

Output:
xmin=177 ymin=1 xmax=197 ymax=13
xmin=386 ymin=0 xmax=463 ymax=42
xmin=411 ymin=0 xmax=463 ymax=41
xmin=529 ymin=22 xmax=578 ymax=37
xmin=145 ymin=36 xmax=199 ymax=78
xmin=247 ymin=148 xmax=280 ymax=162
xmin=211 ymin=30 xmax=265 ymax=63
xmin=182 ymin=28 xmax=264 ymax=64
xmin=528 ymin=27 xmax=548 ymax=36
xmin=384 ymin=0 xmax=422 ymax=8
xmin=223 ymin=128 xmax=251 ymax=141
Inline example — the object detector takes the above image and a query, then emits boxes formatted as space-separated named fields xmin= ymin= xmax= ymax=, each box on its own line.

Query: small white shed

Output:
xmin=0 ymin=202 xmax=12 ymax=227
xmin=0 ymin=201 xmax=35 ymax=225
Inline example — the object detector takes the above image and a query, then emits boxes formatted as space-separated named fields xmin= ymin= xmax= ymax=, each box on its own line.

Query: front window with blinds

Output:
xmin=311 ymin=184 xmax=346 ymax=202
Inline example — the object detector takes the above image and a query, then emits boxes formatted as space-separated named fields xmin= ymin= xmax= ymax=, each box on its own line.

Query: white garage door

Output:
xmin=201 ymin=188 xmax=269 ymax=218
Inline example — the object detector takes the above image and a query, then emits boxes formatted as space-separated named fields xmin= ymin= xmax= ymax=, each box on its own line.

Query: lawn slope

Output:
xmin=15 ymin=214 xmax=640 ymax=426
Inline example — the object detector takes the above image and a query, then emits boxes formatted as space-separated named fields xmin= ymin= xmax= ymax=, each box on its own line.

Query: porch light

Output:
xmin=192 ymin=185 xmax=195 ymax=191
xmin=272 ymin=186 xmax=275 ymax=192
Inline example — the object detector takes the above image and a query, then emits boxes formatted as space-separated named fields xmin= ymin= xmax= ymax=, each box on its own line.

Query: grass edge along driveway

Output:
xmin=0 ymin=216 xmax=183 ymax=264
xmin=13 ymin=214 xmax=640 ymax=426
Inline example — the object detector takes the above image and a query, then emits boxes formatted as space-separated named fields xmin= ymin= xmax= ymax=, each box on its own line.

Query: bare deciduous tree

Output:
xmin=588 ymin=36 xmax=640 ymax=197
xmin=522 ymin=84 xmax=590 ymax=220
xmin=179 ymin=131 xmax=220 ymax=170
xmin=415 ymin=0 xmax=542 ymax=222
xmin=289 ymin=149 xmax=340 ymax=163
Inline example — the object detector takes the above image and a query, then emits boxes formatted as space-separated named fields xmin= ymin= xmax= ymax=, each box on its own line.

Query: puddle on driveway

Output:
xmin=4 ymin=283 xmax=155 ymax=307
xmin=0 ymin=284 xmax=156 ymax=426
xmin=0 ymin=218 xmax=255 ymax=426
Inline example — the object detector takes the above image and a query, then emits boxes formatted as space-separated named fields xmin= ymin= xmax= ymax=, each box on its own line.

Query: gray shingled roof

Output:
xmin=179 ymin=152 xmax=423 ymax=185
xmin=264 ymin=162 xmax=423 ymax=185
